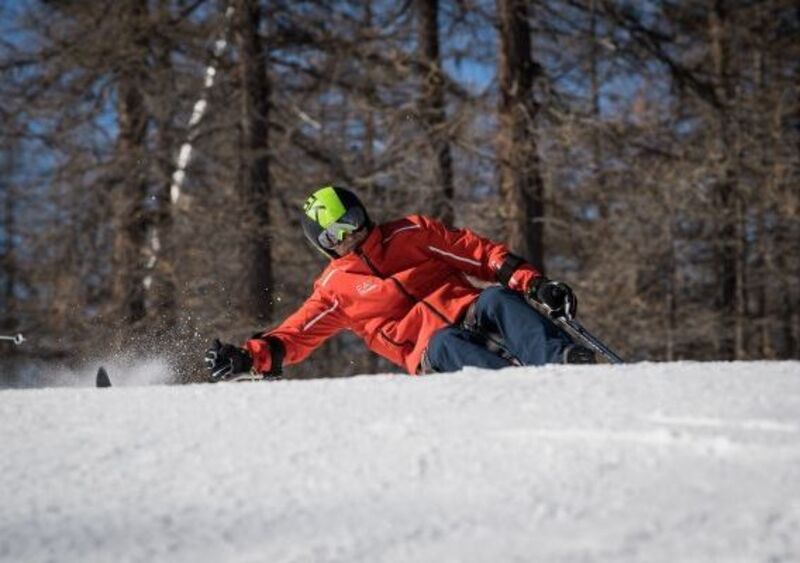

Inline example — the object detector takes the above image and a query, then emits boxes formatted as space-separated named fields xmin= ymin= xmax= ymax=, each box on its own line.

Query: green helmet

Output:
xmin=301 ymin=186 xmax=371 ymax=257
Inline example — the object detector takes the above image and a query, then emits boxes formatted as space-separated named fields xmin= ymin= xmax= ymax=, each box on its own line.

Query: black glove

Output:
xmin=529 ymin=278 xmax=577 ymax=320
xmin=204 ymin=339 xmax=253 ymax=382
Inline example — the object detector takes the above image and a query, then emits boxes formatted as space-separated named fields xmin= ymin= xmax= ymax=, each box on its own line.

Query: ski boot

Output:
xmin=563 ymin=344 xmax=596 ymax=364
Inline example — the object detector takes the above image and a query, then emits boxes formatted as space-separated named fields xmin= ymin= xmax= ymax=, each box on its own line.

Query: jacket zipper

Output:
xmin=356 ymin=249 xmax=453 ymax=326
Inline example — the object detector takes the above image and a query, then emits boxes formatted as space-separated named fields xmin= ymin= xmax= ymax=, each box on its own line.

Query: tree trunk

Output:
xmin=665 ymin=178 xmax=678 ymax=361
xmin=753 ymin=6 xmax=773 ymax=359
xmin=112 ymin=0 xmax=150 ymax=325
xmin=787 ymin=5 xmax=800 ymax=358
xmin=237 ymin=0 xmax=273 ymax=324
xmin=589 ymin=0 xmax=608 ymax=222
xmin=416 ymin=0 xmax=454 ymax=225
xmin=708 ymin=0 xmax=743 ymax=359
xmin=150 ymin=0 xmax=178 ymax=332
xmin=1 ymin=147 xmax=17 ymax=333
xmin=496 ymin=0 xmax=545 ymax=268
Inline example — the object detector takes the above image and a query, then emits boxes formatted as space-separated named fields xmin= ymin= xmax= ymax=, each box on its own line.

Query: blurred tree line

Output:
xmin=0 ymin=0 xmax=797 ymax=384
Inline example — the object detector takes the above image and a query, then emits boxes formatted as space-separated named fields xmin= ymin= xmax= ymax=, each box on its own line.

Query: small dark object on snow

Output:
xmin=96 ymin=367 xmax=111 ymax=388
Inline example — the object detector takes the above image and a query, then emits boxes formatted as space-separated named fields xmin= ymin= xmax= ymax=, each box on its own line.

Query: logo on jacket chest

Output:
xmin=355 ymin=280 xmax=380 ymax=296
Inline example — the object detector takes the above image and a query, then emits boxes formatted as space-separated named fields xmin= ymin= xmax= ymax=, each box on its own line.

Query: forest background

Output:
xmin=1 ymin=0 xmax=797 ymax=383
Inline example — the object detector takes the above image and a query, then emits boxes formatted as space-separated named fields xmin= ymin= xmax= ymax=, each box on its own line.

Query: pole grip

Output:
xmin=0 ymin=333 xmax=25 ymax=345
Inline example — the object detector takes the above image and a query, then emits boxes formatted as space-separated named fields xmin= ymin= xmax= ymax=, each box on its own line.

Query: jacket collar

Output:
xmin=356 ymin=225 xmax=382 ymax=255
xmin=332 ymin=225 xmax=380 ymax=264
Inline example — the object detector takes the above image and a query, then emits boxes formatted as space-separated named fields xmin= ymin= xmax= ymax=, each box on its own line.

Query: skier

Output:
xmin=205 ymin=186 xmax=595 ymax=381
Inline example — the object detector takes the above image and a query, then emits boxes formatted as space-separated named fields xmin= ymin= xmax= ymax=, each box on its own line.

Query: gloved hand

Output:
xmin=528 ymin=278 xmax=577 ymax=320
xmin=205 ymin=339 xmax=253 ymax=382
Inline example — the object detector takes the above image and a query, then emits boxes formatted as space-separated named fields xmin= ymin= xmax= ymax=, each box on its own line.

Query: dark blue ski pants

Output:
xmin=425 ymin=286 xmax=572 ymax=372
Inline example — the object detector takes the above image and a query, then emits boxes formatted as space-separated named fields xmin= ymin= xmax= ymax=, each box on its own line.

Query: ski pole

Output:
xmin=0 ymin=333 xmax=25 ymax=346
xmin=527 ymin=301 xmax=624 ymax=364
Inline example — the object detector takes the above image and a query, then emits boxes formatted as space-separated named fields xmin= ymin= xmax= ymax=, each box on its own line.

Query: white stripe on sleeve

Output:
xmin=302 ymin=299 xmax=339 ymax=331
xmin=427 ymin=246 xmax=482 ymax=267
xmin=382 ymin=224 xmax=421 ymax=244
xmin=320 ymin=268 xmax=339 ymax=286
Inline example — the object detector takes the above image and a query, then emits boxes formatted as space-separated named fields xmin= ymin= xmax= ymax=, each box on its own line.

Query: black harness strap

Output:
xmin=249 ymin=333 xmax=285 ymax=379
xmin=265 ymin=337 xmax=285 ymax=378
xmin=496 ymin=253 xmax=525 ymax=288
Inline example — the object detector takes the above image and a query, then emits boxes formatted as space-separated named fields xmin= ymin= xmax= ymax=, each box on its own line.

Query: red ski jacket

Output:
xmin=246 ymin=215 xmax=542 ymax=375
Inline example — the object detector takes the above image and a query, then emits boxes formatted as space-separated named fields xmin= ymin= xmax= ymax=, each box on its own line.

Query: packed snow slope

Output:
xmin=1 ymin=362 xmax=799 ymax=563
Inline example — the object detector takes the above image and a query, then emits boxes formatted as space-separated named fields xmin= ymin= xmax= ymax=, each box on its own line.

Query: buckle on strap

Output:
xmin=460 ymin=300 xmax=479 ymax=332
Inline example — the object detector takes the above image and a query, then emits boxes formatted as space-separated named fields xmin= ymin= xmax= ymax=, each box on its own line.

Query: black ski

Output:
xmin=527 ymin=300 xmax=624 ymax=364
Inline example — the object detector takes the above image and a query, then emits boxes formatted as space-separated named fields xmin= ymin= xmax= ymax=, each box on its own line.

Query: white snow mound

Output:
xmin=1 ymin=361 xmax=799 ymax=563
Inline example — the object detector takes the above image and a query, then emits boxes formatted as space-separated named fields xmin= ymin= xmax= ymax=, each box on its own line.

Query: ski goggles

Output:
xmin=317 ymin=206 xmax=367 ymax=250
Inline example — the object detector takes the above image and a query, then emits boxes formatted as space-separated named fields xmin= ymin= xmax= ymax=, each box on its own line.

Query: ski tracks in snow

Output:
xmin=0 ymin=361 xmax=799 ymax=562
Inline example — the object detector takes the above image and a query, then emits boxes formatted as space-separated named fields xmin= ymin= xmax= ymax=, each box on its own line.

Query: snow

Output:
xmin=1 ymin=361 xmax=799 ymax=563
